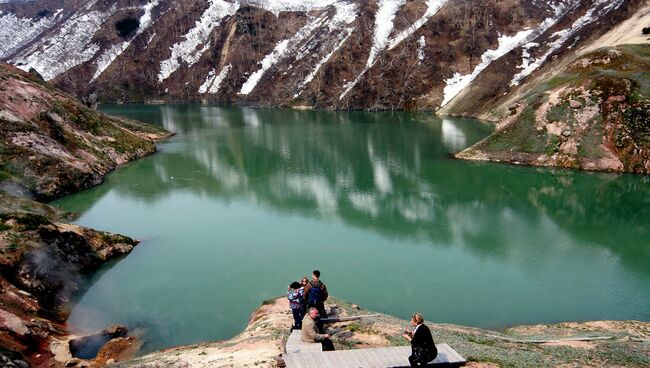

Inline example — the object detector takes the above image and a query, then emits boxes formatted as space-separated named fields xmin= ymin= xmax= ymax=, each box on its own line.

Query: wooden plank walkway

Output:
xmin=284 ymin=343 xmax=466 ymax=368
xmin=285 ymin=330 xmax=323 ymax=354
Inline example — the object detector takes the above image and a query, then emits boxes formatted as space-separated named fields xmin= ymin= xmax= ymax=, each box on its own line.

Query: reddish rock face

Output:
xmin=0 ymin=63 xmax=171 ymax=201
xmin=0 ymin=0 xmax=643 ymax=111
xmin=0 ymin=62 xmax=169 ymax=366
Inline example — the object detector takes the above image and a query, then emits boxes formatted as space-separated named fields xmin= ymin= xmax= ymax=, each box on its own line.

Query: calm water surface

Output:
xmin=53 ymin=105 xmax=650 ymax=353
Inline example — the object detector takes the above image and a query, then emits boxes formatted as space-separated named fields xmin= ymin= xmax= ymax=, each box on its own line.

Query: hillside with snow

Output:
xmin=0 ymin=0 xmax=646 ymax=113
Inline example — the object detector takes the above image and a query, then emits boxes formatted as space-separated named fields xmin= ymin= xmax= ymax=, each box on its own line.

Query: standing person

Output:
xmin=303 ymin=270 xmax=328 ymax=317
xmin=287 ymin=282 xmax=305 ymax=329
xmin=402 ymin=313 xmax=438 ymax=367
xmin=301 ymin=307 xmax=335 ymax=351
xmin=299 ymin=277 xmax=309 ymax=314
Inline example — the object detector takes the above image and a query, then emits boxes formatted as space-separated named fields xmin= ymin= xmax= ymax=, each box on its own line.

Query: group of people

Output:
xmin=286 ymin=270 xmax=438 ymax=366
xmin=287 ymin=270 xmax=334 ymax=351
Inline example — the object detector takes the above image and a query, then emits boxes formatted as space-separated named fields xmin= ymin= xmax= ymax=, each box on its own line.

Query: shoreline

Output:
xmin=112 ymin=296 xmax=650 ymax=368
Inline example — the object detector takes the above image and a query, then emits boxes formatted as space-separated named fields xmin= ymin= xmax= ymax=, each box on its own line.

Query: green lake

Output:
xmin=53 ymin=105 xmax=650 ymax=353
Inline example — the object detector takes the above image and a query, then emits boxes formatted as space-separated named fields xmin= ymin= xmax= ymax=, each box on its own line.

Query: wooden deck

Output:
xmin=284 ymin=343 xmax=466 ymax=367
xmin=285 ymin=330 xmax=323 ymax=354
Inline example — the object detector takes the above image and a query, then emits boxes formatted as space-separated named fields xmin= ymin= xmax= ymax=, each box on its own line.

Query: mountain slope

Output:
xmin=457 ymin=44 xmax=650 ymax=173
xmin=0 ymin=62 xmax=171 ymax=200
xmin=0 ymin=0 xmax=645 ymax=111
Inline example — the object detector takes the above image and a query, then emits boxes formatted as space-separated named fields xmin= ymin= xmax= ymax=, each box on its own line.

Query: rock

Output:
xmin=28 ymin=67 xmax=44 ymax=82
xmin=351 ymin=304 xmax=360 ymax=310
xmin=569 ymin=100 xmax=582 ymax=109
xmin=562 ymin=130 xmax=572 ymax=137
xmin=106 ymin=359 xmax=115 ymax=365
xmin=105 ymin=325 xmax=128 ymax=338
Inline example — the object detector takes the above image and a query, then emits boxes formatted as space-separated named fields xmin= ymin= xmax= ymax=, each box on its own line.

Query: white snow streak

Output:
xmin=294 ymin=28 xmax=353 ymax=97
xmin=294 ymin=2 xmax=358 ymax=97
xmin=239 ymin=39 xmax=290 ymax=95
xmin=510 ymin=0 xmax=625 ymax=86
xmin=158 ymin=0 xmax=238 ymax=82
xmin=11 ymin=1 xmax=112 ymax=81
xmin=199 ymin=64 xmax=231 ymax=94
xmin=244 ymin=0 xmax=339 ymax=15
xmin=442 ymin=29 xmax=533 ymax=106
xmin=0 ymin=9 xmax=64 ymax=59
xmin=441 ymin=0 xmax=580 ymax=107
xmin=340 ymin=0 xmax=405 ymax=100
xmin=387 ymin=0 xmax=446 ymax=50
xmin=240 ymin=4 xmax=355 ymax=96
xmin=91 ymin=0 xmax=159 ymax=82
xmin=417 ymin=35 xmax=426 ymax=63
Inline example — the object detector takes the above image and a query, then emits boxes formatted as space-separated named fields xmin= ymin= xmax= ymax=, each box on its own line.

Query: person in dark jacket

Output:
xmin=303 ymin=270 xmax=328 ymax=317
xmin=402 ymin=313 xmax=437 ymax=366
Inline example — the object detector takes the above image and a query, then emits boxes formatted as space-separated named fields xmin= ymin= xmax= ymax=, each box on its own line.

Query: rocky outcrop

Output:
xmin=0 ymin=62 xmax=172 ymax=201
xmin=456 ymin=45 xmax=650 ymax=174
xmin=112 ymin=296 xmax=650 ymax=368
xmin=0 ymin=61 xmax=172 ymax=366
xmin=0 ymin=193 xmax=140 ymax=366
xmin=0 ymin=0 xmax=644 ymax=111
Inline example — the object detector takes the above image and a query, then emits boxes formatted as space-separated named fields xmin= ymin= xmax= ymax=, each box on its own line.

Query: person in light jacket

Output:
xmin=287 ymin=281 xmax=305 ymax=329
xmin=402 ymin=312 xmax=437 ymax=366
xmin=301 ymin=307 xmax=335 ymax=351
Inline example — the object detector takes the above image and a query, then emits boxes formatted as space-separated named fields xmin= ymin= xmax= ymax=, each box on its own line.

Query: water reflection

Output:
xmin=92 ymin=106 xmax=650 ymax=272
xmin=54 ymin=105 xmax=650 ymax=352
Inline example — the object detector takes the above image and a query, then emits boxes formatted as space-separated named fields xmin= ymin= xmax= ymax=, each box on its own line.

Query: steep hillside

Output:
xmin=456 ymin=44 xmax=650 ymax=174
xmin=0 ymin=62 xmax=172 ymax=367
xmin=0 ymin=62 xmax=171 ymax=200
xmin=0 ymin=192 xmax=139 ymax=367
xmin=0 ymin=0 xmax=644 ymax=111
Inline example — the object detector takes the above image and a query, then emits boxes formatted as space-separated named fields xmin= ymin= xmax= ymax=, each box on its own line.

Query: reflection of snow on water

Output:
xmin=286 ymin=174 xmax=338 ymax=214
xmin=441 ymin=119 xmax=467 ymax=152
xmin=348 ymin=192 xmax=379 ymax=217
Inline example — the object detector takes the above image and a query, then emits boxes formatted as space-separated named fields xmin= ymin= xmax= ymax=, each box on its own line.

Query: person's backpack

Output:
xmin=307 ymin=281 xmax=322 ymax=305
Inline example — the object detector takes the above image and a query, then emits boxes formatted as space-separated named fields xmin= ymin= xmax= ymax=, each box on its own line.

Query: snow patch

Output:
xmin=293 ymin=2 xmax=358 ymax=97
xmin=199 ymin=64 xmax=231 ymax=94
xmin=294 ymin=28 xmax=354 ymax=98
xmin=440 ymin=0 xmax=582 ymax=107
xmin=239 ymin=39 xmax=290 ymax=95
xmin=91 ymin=0 xmax=160 ymax=82
xmin=387 ymin=0 xmax=447 ymax=50
xmin=0 ymin=9 xmax=64 ymax=59
xmin=243 ymin=0 xmax=339 ymax=16
xmin=158 ymin=0 xmax=239 ymax=82
xmin=442 ymin=29 xmax=534 ymax=106
xmin=240 ymin=3 xmax=356 ymax=96
xmin=11 ymin=3 xmax=113 ymax=81
xmin=340 ymin=0 xmax=405 ymax=100
xmin=417 ymin=35 xmax=426 ymax=63
xmin=511 ymin=0 xmax=625 ymax=86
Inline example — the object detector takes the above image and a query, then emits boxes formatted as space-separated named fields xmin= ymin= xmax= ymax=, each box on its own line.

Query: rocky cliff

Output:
xmin=0 ymin=0 xmax=644 ymax=111
xmin=457 ymin=44 xmax=650 ymax=173
xmin=0 ymin=192 xmax=139 ymax=367
xmin=0 ymin=62 xmax=171 ymax=366
xmin=0 ymin=62 xmax=172 ymax=200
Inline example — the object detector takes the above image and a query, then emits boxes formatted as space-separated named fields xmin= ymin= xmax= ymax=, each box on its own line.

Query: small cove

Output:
xmin=53 ymin=105 xmax=650 ymax=353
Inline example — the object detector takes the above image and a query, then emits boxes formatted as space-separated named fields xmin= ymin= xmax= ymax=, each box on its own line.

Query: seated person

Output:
xmin=402 ymin=312 xmax=438 ymax=367
xmin=301 ymin=307 xmax=335 ymax=351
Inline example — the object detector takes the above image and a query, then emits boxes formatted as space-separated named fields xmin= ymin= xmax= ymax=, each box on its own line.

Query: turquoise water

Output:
xmin=53 ymin=105 xmax=650 ymax=353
